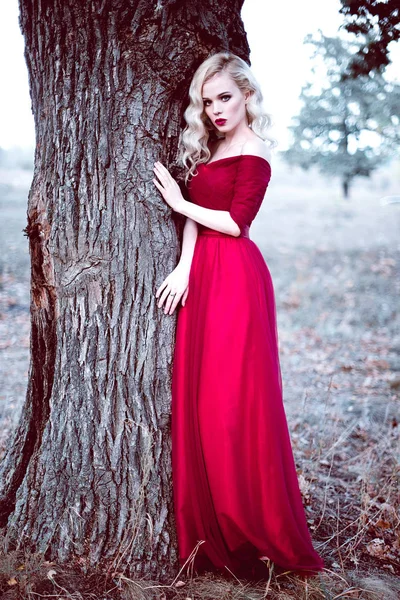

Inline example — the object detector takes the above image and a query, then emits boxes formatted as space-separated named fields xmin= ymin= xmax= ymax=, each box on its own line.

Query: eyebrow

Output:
xmin=202 ymin=91 xmax=231 ymax=100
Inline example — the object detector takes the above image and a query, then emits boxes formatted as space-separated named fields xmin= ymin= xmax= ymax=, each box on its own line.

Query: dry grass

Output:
xmin=1 ymin=160 xmax=399 ymax=598
xmin=294 ymin=379 xmax=399 ymax=576
xmin=1 ymin=514 xmax=400 ymax=600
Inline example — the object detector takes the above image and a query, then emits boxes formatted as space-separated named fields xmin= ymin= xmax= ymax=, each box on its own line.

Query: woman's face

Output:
xmin=202 ymin=71 xmax=250 ymax=134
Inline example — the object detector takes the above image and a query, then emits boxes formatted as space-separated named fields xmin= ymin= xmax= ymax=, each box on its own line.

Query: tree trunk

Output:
xmin=0 ymin=0 xmax=249 ymax=580
xmin=342 ymin=178 xmax=350 ymax=198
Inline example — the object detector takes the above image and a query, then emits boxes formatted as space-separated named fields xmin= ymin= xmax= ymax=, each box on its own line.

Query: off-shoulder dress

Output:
xmin=171 ymin=153 xmax=324 ymax=579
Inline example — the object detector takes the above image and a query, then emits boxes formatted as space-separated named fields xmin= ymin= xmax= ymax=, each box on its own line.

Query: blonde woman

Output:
xmin=153 ymin=51 xmax=324 ymax=581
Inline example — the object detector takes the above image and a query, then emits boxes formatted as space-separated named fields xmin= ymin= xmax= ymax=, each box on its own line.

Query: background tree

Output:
xmin=0 ymin=0 xmax=249 ymax=581
xmin=339 ymin=0 xmax=400 ymax=77
xmin=282 ymin=31 xmax=400 ymax=198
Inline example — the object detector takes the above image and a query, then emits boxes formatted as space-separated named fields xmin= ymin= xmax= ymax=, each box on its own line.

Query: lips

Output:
xmin=215 ymin=119 xmax=227 ymax=126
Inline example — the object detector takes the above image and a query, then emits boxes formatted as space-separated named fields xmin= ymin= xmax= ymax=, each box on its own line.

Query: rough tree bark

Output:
xmin=0 ymin=0 xmax=250 ymax=581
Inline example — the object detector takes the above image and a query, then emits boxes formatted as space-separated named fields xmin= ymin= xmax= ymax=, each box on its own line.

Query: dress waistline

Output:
xmin=198 ymin=225 xmax=250 ymax=239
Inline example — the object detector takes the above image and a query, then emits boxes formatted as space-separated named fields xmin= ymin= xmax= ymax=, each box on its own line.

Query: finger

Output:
xmin=159 ymin=286 xmax=174 ymax=309
xmin=163 ymin=291 xmax=176 ymax=313
xmin=154 ymin=164 xmax=172 ymax=186
xmin=153 ymin=175 xmax=168 ymax=193
xmin=157 ymin=293 xmax=166 ymax=308
xmin=155 ymin=161 xmax=168 ymax=173
xmin=153 ymin=177 xmax=164 ymax=191
xmin=168 ymin=293 xmax=182 ymax=315
xmin=153 ymin=164 xmax=168 ymax=181
xmin=181 ymin=288 xmax=187 ymax=305
xmin=164 ymin=290 xmax=180 ymax=314
xmin=155 ymin=280 xmax=168 ymax=298
xmin=158 ymin=289 xmax=168 ymax=308
xmin=157 ymin=284 xmax=171 ymax=307
xmin=163 ymin=296 xmax=172 ymax=313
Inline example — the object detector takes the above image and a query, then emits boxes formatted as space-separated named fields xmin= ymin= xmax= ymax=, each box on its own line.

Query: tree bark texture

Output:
xmin=0 ymin=0 xmax=249 ymax=580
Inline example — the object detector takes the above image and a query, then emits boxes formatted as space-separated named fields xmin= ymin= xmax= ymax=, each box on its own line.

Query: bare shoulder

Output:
xmin=242 ymin=138 xmax=272 ymax=164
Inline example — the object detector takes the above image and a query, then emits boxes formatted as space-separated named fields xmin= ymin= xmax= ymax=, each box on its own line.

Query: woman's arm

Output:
xmin=179 ymin=203 xmax=239 ymax=236
xmin=178 ymin=216 xmax=198 ymax=271
xmin=155 ymin=217 xmax=197 ymax=314
xmin=153 ymin=160 xmax=240 ymax=236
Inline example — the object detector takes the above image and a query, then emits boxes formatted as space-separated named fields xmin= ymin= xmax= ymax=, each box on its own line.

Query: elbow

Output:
xmin=229 ymin=214 xmax=241 ymax=237
xmin=232 ymin=225 xmax=241 ymax=237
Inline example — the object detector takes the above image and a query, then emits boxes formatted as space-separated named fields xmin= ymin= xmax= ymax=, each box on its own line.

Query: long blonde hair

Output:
xmin=178 ymin=51 xmax=277 ymax=184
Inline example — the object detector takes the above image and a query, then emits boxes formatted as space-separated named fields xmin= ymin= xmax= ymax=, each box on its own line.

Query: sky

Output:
xmin=0 ymin=0 xmax=399 ymax=152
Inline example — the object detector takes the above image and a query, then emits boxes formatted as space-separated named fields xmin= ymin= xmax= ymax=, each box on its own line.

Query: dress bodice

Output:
xmin=186 ymin=155 xmax=272 ymax=236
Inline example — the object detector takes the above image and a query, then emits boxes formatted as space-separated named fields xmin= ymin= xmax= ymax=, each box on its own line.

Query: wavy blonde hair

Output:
xmin=178 ymin=51 xmax=277 ymax=183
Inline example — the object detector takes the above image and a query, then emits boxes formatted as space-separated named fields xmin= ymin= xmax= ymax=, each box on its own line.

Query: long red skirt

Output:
xmin=171 ymin=228 xmax=324 ymax=579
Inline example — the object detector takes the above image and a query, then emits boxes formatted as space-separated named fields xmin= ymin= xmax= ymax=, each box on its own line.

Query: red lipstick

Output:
xmin=215 ymin=119 xmax=227 ymax=126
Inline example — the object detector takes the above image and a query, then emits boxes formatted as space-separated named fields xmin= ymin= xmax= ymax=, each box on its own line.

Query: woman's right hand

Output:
xmin=155 ymin=263 xmax=190 ymax=315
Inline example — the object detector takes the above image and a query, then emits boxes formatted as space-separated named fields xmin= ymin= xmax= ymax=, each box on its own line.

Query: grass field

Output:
xmin=0 ymin=155 xmax=399 ymax=598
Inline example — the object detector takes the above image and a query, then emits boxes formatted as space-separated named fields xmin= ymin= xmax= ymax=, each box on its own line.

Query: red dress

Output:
xmin=171 ymin=154 xmax=324 ymax=579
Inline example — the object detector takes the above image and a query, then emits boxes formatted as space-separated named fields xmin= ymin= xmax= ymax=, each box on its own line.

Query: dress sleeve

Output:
xmin=229 ymin=156 xmax=272 ymax=235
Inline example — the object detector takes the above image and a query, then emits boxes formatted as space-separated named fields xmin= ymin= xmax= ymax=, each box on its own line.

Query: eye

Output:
xmin=203 ymin=95 xmax=231 ymax=107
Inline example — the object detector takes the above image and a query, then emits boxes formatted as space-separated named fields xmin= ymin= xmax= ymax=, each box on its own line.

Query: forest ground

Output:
xmin=0 ymin=156 xmax=399 ymax=598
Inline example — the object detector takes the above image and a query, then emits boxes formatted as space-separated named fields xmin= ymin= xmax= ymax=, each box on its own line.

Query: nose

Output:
xmin=213 ymin=104 xmax=222 ymax=115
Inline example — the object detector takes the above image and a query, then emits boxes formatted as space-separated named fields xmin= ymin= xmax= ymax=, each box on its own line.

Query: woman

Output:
xmin=152 ymin=51 xmax=324 ymax=580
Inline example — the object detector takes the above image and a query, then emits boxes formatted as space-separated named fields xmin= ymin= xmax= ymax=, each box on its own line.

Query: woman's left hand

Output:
xmin=153 ymin=161 xmax=185 ymax=212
